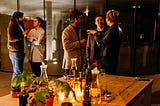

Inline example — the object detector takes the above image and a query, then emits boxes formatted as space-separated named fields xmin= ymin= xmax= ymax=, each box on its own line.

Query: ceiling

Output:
xmin=0 ymin=0 xmax=106 ymax=18
xmin=0 ymin=0 xmax=157 ymax=18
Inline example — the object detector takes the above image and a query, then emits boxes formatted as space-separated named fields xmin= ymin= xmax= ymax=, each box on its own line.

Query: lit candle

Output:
xmin=58 ymin=92 xmax=65 ymax=100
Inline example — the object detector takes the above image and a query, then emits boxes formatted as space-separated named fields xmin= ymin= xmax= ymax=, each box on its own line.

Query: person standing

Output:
xmin=27 ymin=17 xmax=45 ymax=77
xmin=87 ymin=9 xmax=121 ymax=74
xmin=62 ymin=9 xmax=86 ymax=75
xmin=86 ymin=15 xmax=107 ymax=69
xmin=7 ymin=11 xmax=26 ymax=96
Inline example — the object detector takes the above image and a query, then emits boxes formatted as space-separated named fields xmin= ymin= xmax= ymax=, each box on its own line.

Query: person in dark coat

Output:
xmin=7 ymin=11 xmax=26 ymax=97
xmin=87 ymin=9 xmax=121 ymax=74
xmin=86 ymin=15 xmax=107 ymax=69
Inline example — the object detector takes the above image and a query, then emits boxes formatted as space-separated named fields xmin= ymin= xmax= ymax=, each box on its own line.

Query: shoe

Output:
xmin=11 ymin=90 xmax=19 ymax=98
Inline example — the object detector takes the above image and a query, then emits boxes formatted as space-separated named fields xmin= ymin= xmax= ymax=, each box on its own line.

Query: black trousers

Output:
xmin=29 ymin=61 xmax=42 ymax=77
xmin=101 ymin=56 xmax=118 ymax=74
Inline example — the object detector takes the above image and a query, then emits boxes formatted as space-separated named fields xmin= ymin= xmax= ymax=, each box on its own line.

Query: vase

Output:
xmin=34 ymin=102 xmax=45 ymax=106
xmin=46 ymin=97 xmax=54 ymax=106
xmin=34 ymin=97 xmax=54 ymax=106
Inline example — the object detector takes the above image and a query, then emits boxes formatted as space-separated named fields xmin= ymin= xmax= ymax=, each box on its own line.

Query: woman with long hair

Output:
xmin=27 ymin=17 xmax=45 ymax=76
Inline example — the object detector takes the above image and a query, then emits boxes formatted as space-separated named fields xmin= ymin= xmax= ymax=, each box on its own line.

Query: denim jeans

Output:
xmin=9 ymin=51 xmax=25 ymax=89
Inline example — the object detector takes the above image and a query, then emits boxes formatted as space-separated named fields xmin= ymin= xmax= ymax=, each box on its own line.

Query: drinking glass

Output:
xmin=90 ymin=67 xmax=101 ymax=105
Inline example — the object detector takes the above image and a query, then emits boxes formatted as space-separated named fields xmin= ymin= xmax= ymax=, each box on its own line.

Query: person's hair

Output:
xmin=95 ymin=14 xmax=104 ymax=19
xmin=95 ymin=14 xmax=104 ymax=21
xmin=106 ymin=9 xmax=119 ymax=23
xmin=35 ymin=17 xmax=46 ymax=30
xmin=12 ymin=11 xmax=24 ymax=20
xmin=69 ymin=9 xmax=83 ymax=22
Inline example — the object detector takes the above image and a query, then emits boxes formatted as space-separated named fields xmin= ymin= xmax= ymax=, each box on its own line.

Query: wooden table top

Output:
xmin=99 ymin=74 xmax=153 ymax=106
xmin=0 ymin=74 xmax=153 ymax=106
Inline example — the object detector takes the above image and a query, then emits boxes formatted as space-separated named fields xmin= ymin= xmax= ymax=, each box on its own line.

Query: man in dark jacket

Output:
xmin=87 ymin=9 xmax=121 ymax=74
xmin=7 ymin=11 xmax=26 ymax=97
xmin=86 ymin=15 xmax=107 ymax=69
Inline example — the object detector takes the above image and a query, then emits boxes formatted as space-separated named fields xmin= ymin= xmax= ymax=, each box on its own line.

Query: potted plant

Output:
xmin=11 ymin=71 xmax=36 ymax=90
xmin=11 ymin=71 xmax=36 ymax=98
xmin=11 ymin=71 xmax=75 ymax=106
xmin=28 ymin=77 xmax=54 ymax=106
xmin=11 ymin=71 xmax=54 ymax=106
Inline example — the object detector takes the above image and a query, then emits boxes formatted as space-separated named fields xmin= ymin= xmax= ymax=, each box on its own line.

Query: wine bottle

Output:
xmin=85 ymin=64 xmax=92 ymax=86
xmin=83 ymin=64 xmax=92 ymax=106
xmin=83 ymin=85 xmax=91 ymax=106
xmin=79 ymin=71 xmax=82 ymax=90
xmin=82 ymin=63 xmax=87 ymax=78
xmin=19 ymin=82 xmax=29 ymax=106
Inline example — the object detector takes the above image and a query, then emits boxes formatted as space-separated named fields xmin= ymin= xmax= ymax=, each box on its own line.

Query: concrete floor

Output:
xmin=0 ymin=71 xmax=11 ymax=97
xmin=0 ymin=71 xmax=160 ymax=105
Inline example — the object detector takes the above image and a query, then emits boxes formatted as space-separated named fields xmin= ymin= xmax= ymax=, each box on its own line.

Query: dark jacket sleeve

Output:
xmin=94 ymin=23 xmax=120 ymax=56
xmin=8 ymin=21 xmax=23 ymax=42
xmin=86 ymin=34 xmax=91 ymax=63
xmin=7 ymin=21 xmax=24 ymax=52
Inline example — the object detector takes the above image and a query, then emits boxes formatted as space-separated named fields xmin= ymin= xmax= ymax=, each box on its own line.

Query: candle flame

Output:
xmin=58 ymin=92 xmax=65 ymax=100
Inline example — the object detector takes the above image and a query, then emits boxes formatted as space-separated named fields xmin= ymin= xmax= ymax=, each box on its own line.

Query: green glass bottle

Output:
xmin=83 ymin=85 xmax=91 ymax=106
xmin=19 ymin=82 xmax=29 ymax=106
xmin=83 ymin=64 xmax=92 ymax=106
xmin=82 ymin=63 xmax=87 ymax=78
xmin=86 ymin=64 xmax=92 ymax=86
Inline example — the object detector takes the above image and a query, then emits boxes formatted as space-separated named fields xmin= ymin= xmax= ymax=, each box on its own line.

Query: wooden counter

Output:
xmin=0 ymin=75 xmax=153 ymax=106
xmin=99 ymin=74 xmax=153 ymax=106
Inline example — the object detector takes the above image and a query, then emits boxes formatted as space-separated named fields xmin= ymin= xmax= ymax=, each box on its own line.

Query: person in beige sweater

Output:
xmin=27 ymin=17 xmax=45 ymax=77
xmin=62 ymin=9 xmax=86 ymax=76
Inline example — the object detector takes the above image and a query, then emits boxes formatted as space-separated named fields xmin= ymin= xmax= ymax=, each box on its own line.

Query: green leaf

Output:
xmin=11 ymin=71 xmax=36 ymax=88
xmin=34 ymin=89 xmax=50 ymax=103
xmin=11 ymin=75 xmax=23 ymax=87
xmin=53 ymin=79 xmax=76 ymax=99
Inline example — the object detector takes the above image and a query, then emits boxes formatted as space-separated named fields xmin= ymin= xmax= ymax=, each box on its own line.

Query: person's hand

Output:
xmin=80 ymin=39 xmax=87 ymax=45
xmin=22 ymin=30 xmax=29 ymax=37
xmin=33 ymin=36 xmax=38 ymax=41
xmin=87 ymin=30 xmax=97 ymax=35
